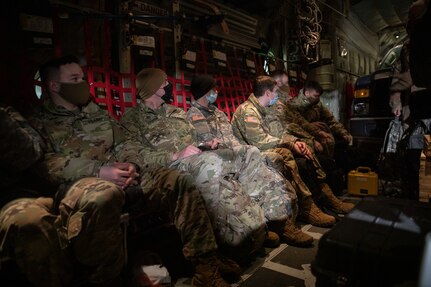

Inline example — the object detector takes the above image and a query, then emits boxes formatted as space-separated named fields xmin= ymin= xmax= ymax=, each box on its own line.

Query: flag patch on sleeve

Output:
xmin=191 ymin=115 xmax=206 ymax=121
xmin=245 ymin=116 xmax=258 ymax=123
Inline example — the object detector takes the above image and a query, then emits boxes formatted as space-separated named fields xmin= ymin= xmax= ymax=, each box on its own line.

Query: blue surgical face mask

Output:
xmin=268 ymin=92 xmax=279 ymax=106
xmin=206 ymin=90 xmax=218 ymax=104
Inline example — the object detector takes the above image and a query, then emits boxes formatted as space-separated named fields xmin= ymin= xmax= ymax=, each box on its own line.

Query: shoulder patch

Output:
xmin=245 ymin=116 xmax=259 ymax=123
xmin=191 ymin=115 xmax=206 ymax=121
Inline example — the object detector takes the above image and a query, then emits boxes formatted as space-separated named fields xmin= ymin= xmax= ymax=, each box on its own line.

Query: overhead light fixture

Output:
xmin=394 ymin=32 xmax=400 ymax=39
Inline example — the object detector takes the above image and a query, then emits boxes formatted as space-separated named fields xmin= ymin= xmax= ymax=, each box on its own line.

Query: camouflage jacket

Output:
xmin=0 ymin=106 xmax=45 ymax=172
xmin=277 ymin=85 xmax=291 ymax=104
xmin=287 ymin=92 xmax=350 ymax=138
xmin=0 ymin=105 xmax=50 ymax=207
xmin=30 ymin=99 xmax=158 ymax=186
xmin=120 ymin=102 xmax=197 ymax=166
xmin=269 ymin=101 xmax=315 ymax=148
xmin=187 ymin=101 xmax=242 ymax=148
xmin=231 ymin=93 xmax=297 ymax=151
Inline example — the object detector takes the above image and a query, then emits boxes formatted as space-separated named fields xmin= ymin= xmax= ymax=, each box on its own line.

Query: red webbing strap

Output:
xmin=130 ymin=48 xmax=137 ymax=107
xmin=120 ymin=73 xmax=135 ymax=109
xmin=215 ymin=76 xmax=231 ymax=121
xmin=169 ymin=75 xmax=178 ymax=108
xmin=181 ymin=72 xmax=190 ymax=112
xmin=112 ymin=71 xmax=125 ymax=117
xmin=89 ymin=67 xmax=108 ymax=110
xmin=169 ymin=72 xmax=191 ymax=112
xmin=84 ymin=66 xmax=96 ymax=100
xmin=103 ymin=20 xmax=114 ymax=117
xmin=231 ymin=76 xmax=245 ymax=108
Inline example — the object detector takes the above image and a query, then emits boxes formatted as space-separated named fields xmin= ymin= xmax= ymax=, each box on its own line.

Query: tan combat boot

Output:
xmin=282 ymin=221 xmax=314 ymax=247
xmin=264 ymin=230 xmax=280 ymax=248
xmin=267 ymin=220 xmax=312 ymax=247
xmin=192 ymin=254 xmax=231 ymax=287
xmin=320 ymin=183 xmax=355 ymax=214
xmin=298 ymin=196 xmax=336 ymax=227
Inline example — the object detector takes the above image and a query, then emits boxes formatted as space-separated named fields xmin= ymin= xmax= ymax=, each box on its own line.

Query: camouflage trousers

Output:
xmin=134 ymin=167 xmax=218 ymax=259
xmin=0 ymin=177 xmax=125 ymax=287
xmin=170 ymin=146 xmax=269 ymax=247
xmin=262 ymin=147 xmax=328 ymax=200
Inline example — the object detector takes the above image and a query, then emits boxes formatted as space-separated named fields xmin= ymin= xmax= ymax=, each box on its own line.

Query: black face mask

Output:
xmin=161 ymin=82 xmax=173 ymax=103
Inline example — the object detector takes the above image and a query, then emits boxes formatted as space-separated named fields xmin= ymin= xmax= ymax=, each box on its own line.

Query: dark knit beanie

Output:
xmin=136 ymin=68 xmax=167 ymax=100
xmin=191 ymin=75 xmax=216 ymax=100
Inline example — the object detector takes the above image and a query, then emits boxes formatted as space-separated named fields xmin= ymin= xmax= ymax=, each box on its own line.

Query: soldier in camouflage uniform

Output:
xmin=287 ymin=80 xmax=353 ymax=157
xmin=29 ymin=56 xmax=232 ymax=287
xmin=0 ymin=106 xmax=124 ymax=287
xmin=270 ymin=71 xmax=321 ymax=153
xmin=269 ymin=73 xmax=348 ymax=196
xmin=187 ymin=75 xmax=313 ymax=247
xmin=121 ymin=68 xmax=289 ymax=255
xmin=231 ymin=76 xmax=354 ymax=227
xmin=271 ymin=70 xmax=292 ymax=104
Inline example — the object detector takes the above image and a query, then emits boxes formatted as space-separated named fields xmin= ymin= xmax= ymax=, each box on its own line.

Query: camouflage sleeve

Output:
xmin=265 ymin=106 xmax=297 ymax=150
xmin=286 ymin=105 xmax=321 ymax=137
xmin=186 ymin=107 xmax=214 ymax=143
xmin=28 ymin=115 xmax=108 ymax=185
xmin=118 ymin=112 xmax=173 ymax=166
xmin=275 ymin=106 xmax=315 ymax=143
xmin=114 ymin=138 xmax=169 ymax=168
xmin=319 ymin=104 xmax=350 ymax=137
xmin=284 ymin=123 xmax=314 ymax=147
xmin=0 ymin=106 xmax=45 ymax=171
xmin=37 ymin=152 xmax=103 ymax=185
xmin=232 ymin=108 xmax=282 ymax=151
xmin=217 ymin=111 xmax=242 ymax=147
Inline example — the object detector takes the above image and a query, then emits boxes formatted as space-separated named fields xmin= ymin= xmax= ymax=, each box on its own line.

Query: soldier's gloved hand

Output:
xmin=313 ymin=140 xmax=324 ymax=153
xmin=293 ymin=141 xmax=312 ymax=160
xmin=99 ymin=162 xmax=139 ymax=189
xmin=172 ymin=145 xmax=202 ymax=161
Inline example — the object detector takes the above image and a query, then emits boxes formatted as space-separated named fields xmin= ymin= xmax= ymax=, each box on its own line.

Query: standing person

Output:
xmin=187 ymin=75 xmax=313 ymax=247
xmin=0 ymin=105 xmax=125 ymax=287
xmin=388 ymin=0 xmax=431 ymax=200
xmin=231 ymin=76 xmax=354 ymax=227
xmin=31 ymin=56 xmax=233 ymax=287
xmin=406 ymin=0 xmax=431 ymax=200
xmin=287 ymin=80 xmax=353 ymax=157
